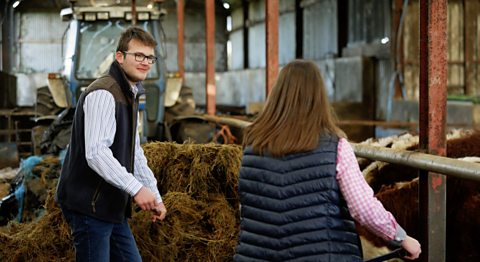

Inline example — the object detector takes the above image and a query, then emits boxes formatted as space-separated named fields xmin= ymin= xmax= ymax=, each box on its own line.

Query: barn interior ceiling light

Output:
xmin=12 ymin=0 xmax=22 ymax=9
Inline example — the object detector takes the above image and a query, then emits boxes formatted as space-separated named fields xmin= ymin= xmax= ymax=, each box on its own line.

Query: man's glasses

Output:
xmin=123 ymin=51 xmax=157 ymax=64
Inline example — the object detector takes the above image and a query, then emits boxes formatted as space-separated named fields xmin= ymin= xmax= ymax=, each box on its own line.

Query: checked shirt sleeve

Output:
xmin=336 ymin=138 xmax=399 ymax=241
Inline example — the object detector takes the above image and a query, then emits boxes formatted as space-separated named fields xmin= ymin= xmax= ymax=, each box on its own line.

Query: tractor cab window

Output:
xmin=76 ymin=20 xmax=159 ymax=80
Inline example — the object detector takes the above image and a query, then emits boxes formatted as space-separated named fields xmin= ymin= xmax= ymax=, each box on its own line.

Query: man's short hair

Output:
xmin=116 ymin=26 xmax=157 ymax=52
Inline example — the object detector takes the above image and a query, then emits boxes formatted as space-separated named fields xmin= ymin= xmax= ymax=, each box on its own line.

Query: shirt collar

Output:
xmin=131 ymin=83 xmax=138 ymax=97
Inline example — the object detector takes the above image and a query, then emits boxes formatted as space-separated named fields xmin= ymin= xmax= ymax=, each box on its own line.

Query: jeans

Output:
xmin=61 ymin=206 xmax=142 ymax=262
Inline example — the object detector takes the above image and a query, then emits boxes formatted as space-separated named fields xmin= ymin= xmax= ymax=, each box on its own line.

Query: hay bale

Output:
xmin=143 ymin=142 xmax=242 ymax=201
xmin=134 ymin=142 xmax=243 ymax=261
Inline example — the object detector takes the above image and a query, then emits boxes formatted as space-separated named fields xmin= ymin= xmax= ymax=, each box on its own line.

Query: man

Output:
xmin=55 ymin=26 xmax=167 ymax=262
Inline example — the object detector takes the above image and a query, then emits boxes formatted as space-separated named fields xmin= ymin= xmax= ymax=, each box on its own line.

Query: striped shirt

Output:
xmin=337 ymin=138 xmax=405 ymax=241
xmin=83 ymin=89 xmax=162 ymax=203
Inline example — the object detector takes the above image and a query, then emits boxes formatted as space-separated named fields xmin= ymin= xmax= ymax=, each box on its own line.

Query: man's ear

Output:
xmin=115 ymin=51 xmax=124 ymax=63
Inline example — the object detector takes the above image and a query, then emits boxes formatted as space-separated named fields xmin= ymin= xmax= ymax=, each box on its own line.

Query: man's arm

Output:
xmin=133 ymin=112 xmax=167 ymax=220
xmin=133 ymin=125 xmax=162 ymax=204
xmin=84 ymin=90 xmax=144 ymax=198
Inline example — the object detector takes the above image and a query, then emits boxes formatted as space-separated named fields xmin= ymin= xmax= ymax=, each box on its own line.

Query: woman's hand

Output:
xmin=402 ymin=235 xmax=421 ymax=260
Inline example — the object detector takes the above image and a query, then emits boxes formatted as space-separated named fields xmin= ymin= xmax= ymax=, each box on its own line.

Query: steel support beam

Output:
xmin=419 ymin=1 xmax=448 ymax=261
xmin=265 ymin=0 xmax=279 ymax=96
xmin=177 ymin=0 xmax=185 ymax=80
xmin=242 ymin=0 xmax=249 ymax=69
xmin=1 ymin=2 xmax=14 ymax=72
xmin=205 ymin=0 xmax=216 ymax=115
xmin=131 ymin=0 xmax=137 ymax=25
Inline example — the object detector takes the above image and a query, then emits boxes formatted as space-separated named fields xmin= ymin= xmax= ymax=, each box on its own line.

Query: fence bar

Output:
xmin=203 ymin=115 xmax=480 ymax=183
xmin=351 ymin=143 xmax=480 ymax=182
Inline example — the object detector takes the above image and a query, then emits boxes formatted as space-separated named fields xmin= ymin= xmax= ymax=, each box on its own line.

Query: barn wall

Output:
xmin=18 ymin=12 xmax=67 ymax=73
xmin=14 ymin=12 xmax=68 ymax=106
xmin=347 ymin=0 xmax=391 ymax=47
xmin=242 ymin=0 xmax=296 ymax=69
xmin=230 ymin=7 xmax=244 ymax=70
xmin=162 ymin=4 xmax=228 ymax=73
xmin=189 ymin=58 xmax=336 ymax=110
xmin=302 ymin=0 xmax=338 ymax=60
xmin=403 ymin=0 xmax=480 ymax=99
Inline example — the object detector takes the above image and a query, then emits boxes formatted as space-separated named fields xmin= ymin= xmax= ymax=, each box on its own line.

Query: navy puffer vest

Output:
xmin=234 ymin=136 xmax=363 ymax=262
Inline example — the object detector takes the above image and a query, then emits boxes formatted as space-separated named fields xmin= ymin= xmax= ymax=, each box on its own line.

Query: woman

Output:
xmin=234 ymin=60 xmax=421 ymax=262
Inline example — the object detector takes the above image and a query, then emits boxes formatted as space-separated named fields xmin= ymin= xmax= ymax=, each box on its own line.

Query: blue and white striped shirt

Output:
xmin=83 ymin=88 xmax=162 ymax=203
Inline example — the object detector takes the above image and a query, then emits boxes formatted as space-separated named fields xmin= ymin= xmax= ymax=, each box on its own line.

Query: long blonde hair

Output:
xmin=243 ymin=60 xmax=345 ymax=157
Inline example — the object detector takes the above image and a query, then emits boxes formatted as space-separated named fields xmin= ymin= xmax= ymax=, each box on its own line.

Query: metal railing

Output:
xmin=202 ymin=114 xmax=480 ymax=182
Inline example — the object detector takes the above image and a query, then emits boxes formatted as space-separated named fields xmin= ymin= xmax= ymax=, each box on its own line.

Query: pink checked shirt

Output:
xmin=336 ymin=138 xmax=401 ymax=241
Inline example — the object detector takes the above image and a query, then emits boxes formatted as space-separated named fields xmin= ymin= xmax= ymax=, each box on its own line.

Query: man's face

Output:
xmin=115 ymin=39 xmax=155 ymax=84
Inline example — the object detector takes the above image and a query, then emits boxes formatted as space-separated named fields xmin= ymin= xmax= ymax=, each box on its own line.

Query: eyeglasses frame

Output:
xmin=122 ymin=51 xmax=158 ymax=64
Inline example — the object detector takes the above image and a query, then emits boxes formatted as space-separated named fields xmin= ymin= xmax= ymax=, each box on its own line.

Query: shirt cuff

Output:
xmin=128 ymin=181 xmax=144 ymax=197
xmin=388 ymin=224 xmax=407 ymax=247
xmin=156 ymin=193 xmax=163 ymax=203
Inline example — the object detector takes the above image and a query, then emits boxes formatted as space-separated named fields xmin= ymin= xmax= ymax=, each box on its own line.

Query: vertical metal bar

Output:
xmin=131 ymin=0 xmax=137 ymax=26
xmin=7 ymin=112 xmax=12 ymax=142
xmin=419 ymin=1 xmax=429 ymax=149
xmin=391 ymin=0 xmax=403 ymax=98
xmin=242 ymin=0 xmax=249 ymax=69
xmin=265 ymin=0 xmax=279 ymax=96
xmin=419 ymin=1 xmax=448 ymax=261
xmin=295 ymin=0 xmax=303 ymax=58
xmin=205 ymin=0 xmax=216 ymax=115
xmin=2 ymin=3 xmax=13 ymax=72
xmin=464 ymin=0 xmax=475 ymax=95
xmin=337 ymin=0 xmax=348 ymax=58
xmin=177 ymin=0 xmax=185 ymax=81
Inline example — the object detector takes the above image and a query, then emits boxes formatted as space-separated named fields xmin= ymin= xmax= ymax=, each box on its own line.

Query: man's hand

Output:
xmin=133 ymin=186 xmax=157 ymax=211
xmin=151 ymin=202 xmax=167 ymax=222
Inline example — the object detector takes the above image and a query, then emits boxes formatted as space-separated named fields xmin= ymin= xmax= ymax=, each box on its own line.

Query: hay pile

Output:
xmin=0 ymin=142 xmax=243 ymax=261
xmin=22 ymin=156 xmax=62 ymax=222
xmin=0 ymin=191 xmax=74 ymax=261
xmin=134 ymin=142 xmax=242 ymax=261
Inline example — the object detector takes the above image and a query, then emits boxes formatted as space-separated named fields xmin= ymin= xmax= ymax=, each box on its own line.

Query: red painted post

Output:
xmin=205 ymin=0 xmax=216 ymax=115
xmin=177 ymin=0 xmax=185 ymax=81
xmin=419 ymin=0 xmax=448 ymax=261
xmin=265 ymin=0 xmax=279 ymax=97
